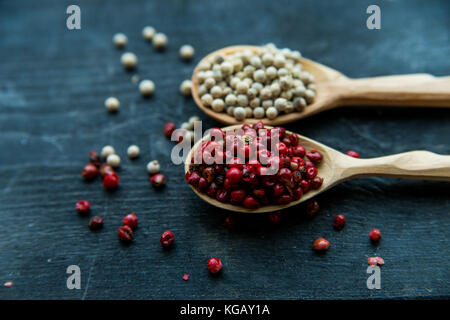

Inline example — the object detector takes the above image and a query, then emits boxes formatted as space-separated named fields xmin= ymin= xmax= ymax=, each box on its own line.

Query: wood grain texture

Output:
xmin=0 ymin=0 xmax=449 ymax=300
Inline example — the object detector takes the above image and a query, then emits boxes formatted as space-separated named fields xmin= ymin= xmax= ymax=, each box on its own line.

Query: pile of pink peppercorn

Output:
xmin=185 ymin=121 xmax=324 ymax=209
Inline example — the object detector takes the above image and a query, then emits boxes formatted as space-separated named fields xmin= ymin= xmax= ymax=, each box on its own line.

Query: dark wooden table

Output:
xmin=0 ymin=0 xmax=449 ymax=299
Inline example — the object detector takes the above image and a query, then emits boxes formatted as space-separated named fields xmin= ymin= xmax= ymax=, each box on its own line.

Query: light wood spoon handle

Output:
xmin=336 ymin=74 xmax=450 ymax=107
xmin=338 ymin=151 xmax=450 ymax=181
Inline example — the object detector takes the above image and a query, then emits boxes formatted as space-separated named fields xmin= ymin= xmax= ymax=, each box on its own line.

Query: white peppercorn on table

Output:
xmin=185 ymin=125 xmax=450 ymax=213
xmin=191 ymin=45 xmax=450 ymax=125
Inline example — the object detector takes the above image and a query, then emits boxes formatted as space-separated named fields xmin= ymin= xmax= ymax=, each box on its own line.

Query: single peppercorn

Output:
xmin=81 ymin=163 xmax=99 ymax=180
xmin=369 ymin=228 xmax=382 ymax=242
xmin=139 ymin=79 xmax=155 ymax=96
xmin=306 ymin=199 xmax=320 ymax=217
xmin=160 ymin=230 xmax=175 ymax=248
xmin=312 ymin=238 xmax=330 ymax=251
xmin=103 ymin=172 xmax=120 ymax=190
xmin=268 ymin=211 xmax=281 ymax=223
xmin=333 ymin=214 xmax=346 ymax=230
xmin=127 ymin=145 xmax=140 ymax=159
xmin=118 ymin=225 xmax=133 ymax=242
xmin=123 ymin=213 xmax=138 ymax=229
xmin=113 ymin=33 xmax=127 ymax=48
xmin=207 ymin=257 xmax=223 ymax=274
xmin=121 ymin=52 xmax=138 ymax=69
xmin=163 ymin=122 xmax=176 ymax=137
xmin=346 ymin=150 xmax=360 ymax=158
xmin=147 ymin=160 xmax=160 ymax=174
xmin=89 ymin=150 xmax=101 ymax=167
xmin=101 ymin=145 xmax=115 ymax=158
xmin=179 ymin=44 xmax=195 ymax=61
xmin=105 ymin=97 xmax=120 ymax=112
xmin=76 ymin=200 xmax=90 ymax=214
xmin=99 ymin=163 xmax=115 ymax=177
xmin=367 ymin=257 xmax=384 ymax=266
xmin=150 ymin=173 xmax=166 ymax=187
xmin=89 ymin=216 xmax=104 ymax=230
xmin=106 ymin=154 xmax=121 ymax=168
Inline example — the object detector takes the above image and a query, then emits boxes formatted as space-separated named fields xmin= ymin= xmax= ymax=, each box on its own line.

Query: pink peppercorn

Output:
xmin=163 ymin=121 xmax=176 ymax=137
xmin=368 ymin=257 xmax=384 ymax=266
xmin=160 ymin=230 xmax=175 ymax=248
xmin=89 ymin=216 xmax=104 ymax=230
xmin=369 ymin=228 xmax=382 ymax=242
xmin=312 ymin=238 xmax=330 ymax=251
xmin=75 ymin=200 xmax=90 ymax=214
xmin=3 ymin=281 xmax=13 ymax=288
xmin=81 ymin=163 xmax=99 ymax=180
xmin=333 ymin=214 xmax=346 ymax=230
xmin=182 ymin=274 xmax=190 ymax=281
xmin=346 ymin=150 xmax=360 ymax=158
xmin=207 ymin=257 xmax=223 ymax=274
xmin=118 ymin=225 xmax=133 ymax=242
xmin=123 ymin=213 xmax=138 ymax=229
xmin=225 ymin=216 xmax=236 ymax=228
xmin=150 ymin=173 xmax=166 ymax=187
xmin=306 ymin=199 xmax=320 ymax=217
xmin=268 ymin=212 xmax=281 ymax=223
xmin=103 ymin=172 xmax=119 ymax=189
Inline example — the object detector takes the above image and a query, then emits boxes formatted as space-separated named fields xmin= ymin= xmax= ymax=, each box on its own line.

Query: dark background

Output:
xmin=0 ymin=0 xmax=449 ymax=300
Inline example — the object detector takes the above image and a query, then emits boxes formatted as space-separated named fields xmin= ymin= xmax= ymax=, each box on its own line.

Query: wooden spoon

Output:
xmin=191 ymin=45 xmax=450 ymax=125
xmin=184 ymin=125 xmax=450 ymax=213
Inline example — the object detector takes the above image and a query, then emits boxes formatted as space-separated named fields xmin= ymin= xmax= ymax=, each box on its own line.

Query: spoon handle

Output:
xmin=339 ymin=151 xmax=450 ymax=181
xmin=337 ymin=74 xmax=450 ymax=107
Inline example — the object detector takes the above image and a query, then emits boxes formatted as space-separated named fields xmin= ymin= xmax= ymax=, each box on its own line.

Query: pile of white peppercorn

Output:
xmin=196 ymin=44 xmax=316 ymax=120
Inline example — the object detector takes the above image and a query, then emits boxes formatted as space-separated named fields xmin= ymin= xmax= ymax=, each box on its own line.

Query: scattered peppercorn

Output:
xmin=152 ymin=33 xmax=168 ymax=50
xmin=139 ymin=79 xmax=155 ymax=96
xmin=89 ymin=216 xmax=104 ymax=230
xmin=81 ymin=163 xmax=99 ymax=180
xmin=312 ymin=237 xmax=330 ymax=251
xmin=121 ymin=52 xmax=138 ymax=69
xmin=333 ymin=214 xmax=346 ymax=230
xmin=99 ymin=163 xmax=115 ymax=177
xmin=306 ymin=199 xmax=320 ymax=217
xmin=182 ymin=274 xmax=190 ymax=281
xmin=369 ymin=228 xmax=382 ymax=242
xmin=106 ymin=154 xmax=121 ymax=168
xmin=123 ymin=213 xmax=138 ymax=229
xmin=142 ymin=26 xmax=156 ymax=40
xmin=179 ymin=44 xmax=195 ymax=61
xmin=150 ymin=173 xmax=166 ymax=187
xmin=224 ymin=215 xmax=236 ymax=228
xmin=346 ymin=150 xmax=360 ymax=158
xmin=163 ymin=122 xmax=176 ymax=137
xmin=127 ymin=145 xmax=140 ymax=159
xmin=160 ymin=230 xmax=175 ymax=248
xmin=103 ymin=172 xmax=120 ymax=190
xmin=207 ymin=257 xmax=223 ymax=274
xmin=147 ymin=160 xmax=160 ymax=174
xmin=101 ymin=145 xmax=115 ymax=158
xmin=89 ymin=150 xmax=101 ymax=167
xmin=113 ymin=33 xmax=127 ymax=48
xmin=3 ymin=281 xmax=13 ymax=288
xmin=76 ymin=200 xmax=91 ymax=214
xmin=118 ymin=225 xmax=133 ymax=242
xmin=367 ymin=256 xmax=384 ymax=266
xmin=268 ymin=211 xmax=281 ymax=223
xmin=180 ymin=80 xmax=192 ymax=96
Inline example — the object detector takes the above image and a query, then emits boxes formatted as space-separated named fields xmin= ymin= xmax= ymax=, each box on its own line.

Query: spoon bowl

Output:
xmin=191 ymin=45 xmax=450 ymax=125
xmin=185 ymin=125 xmax=450 ymax=213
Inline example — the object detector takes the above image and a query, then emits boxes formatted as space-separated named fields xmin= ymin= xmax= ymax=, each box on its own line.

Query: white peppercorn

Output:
xmin=225 ymin=94 xmax=237 ymax=106
xmin=105 ymin=97 xmax=120 ymax=112
xmin=270 ymin=82 xmax=281 ymax=97
xmin=277 ymin=68 xmax=289 ymax=77
xmin=142 ymin=26 xmax=156 ymax=40
xmin=273 ymin=54 xmax=286 ymax=68
xmin=113 ymin=33 xmax=127 ymax=48
xmin=211 ymin=99 xmax=225 ymax=112
xmin=247 ymin=88 xmax=258 ymax=100
xmin=198 ymin=61 xmax=211 ymax=71
xmin=226 ymin=106 xmax=235 ymax=116
xmin=262 ymin=53 xmax=274 ymax=66
xmin=179 ymin=44 xmax=194 ymax=60
xmin=236 ymin=81 xmax=249 ymax=94
xmin=253 ymin=107 xmax=265 ymax=119
xmin=275 ymin=98 xmax=287 ymax=112
xmin=127 ymin=145 xmax=140 ymax=159
xmin=188 ymin=116 xmax=200 ymax=126
xmin=259 ymin=87 xmax=272 ymax=100
xmin=204 ymin=77 xmax=216 ymax=89
xmin=262 ymin=99 xmax=273 ymax=109
xmin=139 ymin=80 xmax=155 ymax=96
xmin=212 ymin=70 xmax=223 ymax=82
xmin=181 ymin=122 xmax=193 ymax=130
xmin=152 ymin=33 xmax=168 ymax=49
xmin=210 ymin=85 xmax=222 ymax=98
xmin=250 ymin=56 xmax=262 ymax=68
xmin=281 ymin=90 xmax=293 ymax=100
xmin=198 ymin=84 xmax=207 ymax=96
xmin=252 ymin=82 xmax=264 ymax=92
xmin=201 ymin=94 xmax=213 ymax=106
xmin=230 ymin=77 xmax=240 ymax=89
xmin=180 ymin=80 xmax=192 ymax=96
xmin=284 ymin=101 xmax=294 ymax=113
xmin=266 ymin=107 xmax=278 ymax=119
xmin=293 ymin=97 xmax=307 ymax=111
xmin=280 ymin=76 xmax=292 ymax=91
xmin=250 ymin=97 xmax=260 ymax=108
xmin=253 ymin=69 xmax=266 ymax=83
xmin=237 ymin=94 xmax=249 ymax=107
xmin=101 ymin=145 xmax=115 ymax=158
xmin=220 ymin=62 xmax=233 ymax=75
xmin=233 ymin=106 xmax=246 ymax=121
xmin=121 ymin=52 xmax=138 ymax=69
xmin=147 ymin=160 xmax=160 ymax=175
xmin=232 ymin=59 xmax=244 ymax=72
xmin=304 ymin=89 xmax=315 ymax=103
xmin=107 ymin=154 xmax=121 ymax=168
